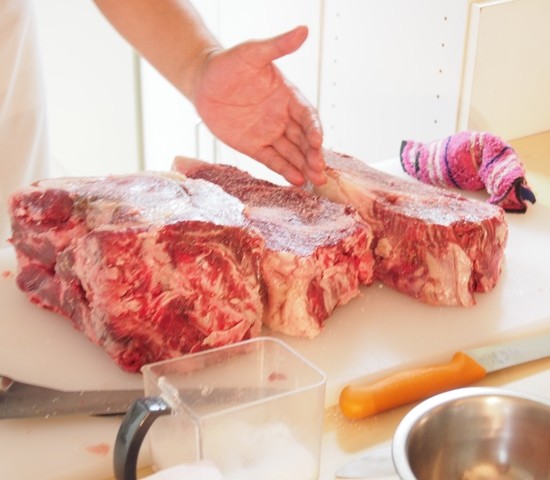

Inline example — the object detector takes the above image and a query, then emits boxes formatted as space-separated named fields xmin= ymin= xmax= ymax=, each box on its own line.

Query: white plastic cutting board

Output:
xmin=1 ymin=161 xmax=550 ymax=479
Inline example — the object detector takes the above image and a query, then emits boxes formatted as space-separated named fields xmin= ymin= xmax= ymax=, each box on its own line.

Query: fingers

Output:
xmin=285 ymin=119 xmax=324 ymax=170
xmin=280 ymin=120 xmax=326 ymax=185
xmin=253 ymin=143 xmax=325 ymax=187
xmin=288 ymin=89 xmax=323 ymax=146
xmin=273 ymin=136 xmax=305 ymax=170
xmin=271 ymin=136 xmax=326 ymax=186
xmin=255 ymin=147 xmax=306 ymax=186
xmin=284 ymin=91 xmax=326 ymax=183
xmin=305 ymin=149 xmax=327 ymax=185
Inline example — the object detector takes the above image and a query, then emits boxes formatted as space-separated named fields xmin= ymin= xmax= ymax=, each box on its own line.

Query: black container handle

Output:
xmin=113 ymin=396 xmax=172 ymax=480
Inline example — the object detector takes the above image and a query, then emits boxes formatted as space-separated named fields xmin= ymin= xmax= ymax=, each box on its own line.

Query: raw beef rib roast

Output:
xmin=172 ymin=157 xmax=375 ymax=337
xmin=314 ymin=150 xmax=508 ymax=307
xmin=9 ymin=172 xmax=264 ymax=372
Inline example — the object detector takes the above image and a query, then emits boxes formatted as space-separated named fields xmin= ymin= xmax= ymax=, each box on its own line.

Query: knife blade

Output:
xmin=0 ymin=375 xmax=144 ymax=419
xmin=339 ymin=330 xmax=550 ymax=420
xmin=0 ymin=375 xmax=287 ymax=419
xmin=335 ymin=442 xmax=397 ymax=479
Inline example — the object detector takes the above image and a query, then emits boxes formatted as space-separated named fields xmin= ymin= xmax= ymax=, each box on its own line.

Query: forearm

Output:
xmin=93 ymin=0 xmax=221 ymax=99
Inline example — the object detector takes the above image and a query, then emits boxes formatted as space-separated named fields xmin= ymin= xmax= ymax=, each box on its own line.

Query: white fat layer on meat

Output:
xmin=376 ymin=233 xmax=474 ymax=306
xmin=335 ymin=177 xmax=378 ymax=222
xmin=204 ymin=318 xmax=262 ymax=347
xmin=85 ymin=200 xmax=123 ymax=229
xmin=319 ymin=172 xmax=355 ymax=207
xmin=319 ymin=262 xmax=360 ymax=307
xmin=262 ymin=240 xmax=363 ymax=338
xmin=141 ymin=233 xmax=175 ymax=289
xmin=316 ymin=174 xmax=380 ymax=232
xmin=263 ymin=251 xmax=313 ymax=336
xmin=374 ymin=237 xmax=392 ymax=258
xmin=423 ymin=244 xmax=473 ymax=306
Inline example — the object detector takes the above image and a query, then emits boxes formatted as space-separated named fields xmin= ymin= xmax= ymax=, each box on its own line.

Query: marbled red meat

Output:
xmin=172 ymin=157 xmax=375 ymax=337
xmin=314 ymin=150 xmax=508 ymax=307
xmin=9 ymin=172 xmax=264 ymax=371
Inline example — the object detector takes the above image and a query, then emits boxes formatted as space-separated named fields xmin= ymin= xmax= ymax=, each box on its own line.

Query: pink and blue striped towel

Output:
xmin=400 ymin=131 xmax=536 ymax=213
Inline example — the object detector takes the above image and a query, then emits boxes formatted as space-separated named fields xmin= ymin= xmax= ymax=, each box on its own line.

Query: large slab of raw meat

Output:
xmin=314 ymin=150 xmax=508 ymax=307
xmin=8 ymin=172 xmax=264 ymax=372
xmin=172 ymin=157 xmax=375 ymax=337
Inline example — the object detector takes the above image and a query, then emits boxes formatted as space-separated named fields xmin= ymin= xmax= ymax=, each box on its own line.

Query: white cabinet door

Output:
xmin=33 ymin=0 xmax=139 ymax=177
xmin=319 ymin=0 xmax=469 ymax=163
xmin=139 ymin=0 xmax=219 ymax=174
xmin=458 ymin=0 xmax=550 ymax=140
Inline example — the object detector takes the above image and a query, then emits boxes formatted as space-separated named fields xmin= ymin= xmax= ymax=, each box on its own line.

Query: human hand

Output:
xmin=190 ymin=26 xmax=325 ymax=186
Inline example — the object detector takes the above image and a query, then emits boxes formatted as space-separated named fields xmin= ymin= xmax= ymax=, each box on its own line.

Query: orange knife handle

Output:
xmin=339 ymin=352 xmax=487 ymax=420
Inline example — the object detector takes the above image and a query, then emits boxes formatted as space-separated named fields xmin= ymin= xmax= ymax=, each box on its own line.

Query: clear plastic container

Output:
xmin=115 ymin=337 xmax=326 ymax=480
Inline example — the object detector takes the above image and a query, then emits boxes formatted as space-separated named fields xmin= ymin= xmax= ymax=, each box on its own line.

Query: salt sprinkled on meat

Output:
xmin=9 ymin=172 xmax=264 ymax=372
xmin=173 ymin=157 xmax=375 ymax=338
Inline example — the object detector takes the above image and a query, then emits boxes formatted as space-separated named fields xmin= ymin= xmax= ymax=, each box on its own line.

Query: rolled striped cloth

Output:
xmin=400 ymin=131 xmax=536 ymax=213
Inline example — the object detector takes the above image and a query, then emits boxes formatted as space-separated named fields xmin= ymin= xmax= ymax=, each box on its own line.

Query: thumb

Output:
xmin=271 ymin=25 xmax=309 ymax=58
xmin=247 ymin=25 xmax=309 ymax=65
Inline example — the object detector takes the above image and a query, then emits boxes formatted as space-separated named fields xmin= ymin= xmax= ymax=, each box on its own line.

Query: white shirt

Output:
xmin=0 ymin=0 xmax=49 ymax=247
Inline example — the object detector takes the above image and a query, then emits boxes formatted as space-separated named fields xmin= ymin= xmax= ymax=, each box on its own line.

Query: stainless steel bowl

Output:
xmin=392 ymin=387 xmax=550 ymax=480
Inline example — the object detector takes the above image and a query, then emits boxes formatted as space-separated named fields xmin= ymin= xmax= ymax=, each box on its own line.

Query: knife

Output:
xmin=0 ymin=375 xmax=287 ymax=419
xmin=339 ymin=330 xmax=550 ymax=420
xmin=0 ymin=375 xmax=144 ymax=419
xmin=335 ymin=442 xmax=397 ymax=479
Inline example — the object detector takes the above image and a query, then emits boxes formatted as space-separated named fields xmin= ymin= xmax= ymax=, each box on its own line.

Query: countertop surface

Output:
xmin=1 ymin=131 xmax=549 ymax=480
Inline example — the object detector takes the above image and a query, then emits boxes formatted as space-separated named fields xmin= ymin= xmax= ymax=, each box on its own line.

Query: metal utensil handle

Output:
xmin=114 ymin=396 xmax=172 ymax=480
